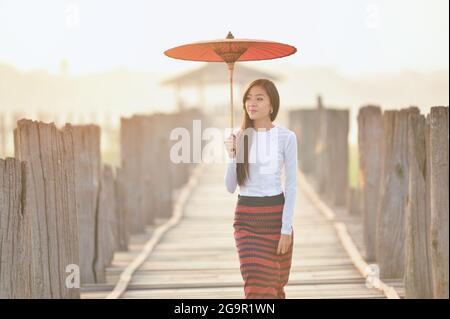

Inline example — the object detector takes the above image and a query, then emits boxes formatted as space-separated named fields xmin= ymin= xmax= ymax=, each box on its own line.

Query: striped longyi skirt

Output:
xmin=233 ymin=193 xmax=294 ymax=299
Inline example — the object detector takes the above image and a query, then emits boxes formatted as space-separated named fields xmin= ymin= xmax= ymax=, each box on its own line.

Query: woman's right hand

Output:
xmin=224 ymin=134 xmax=237 ymax=159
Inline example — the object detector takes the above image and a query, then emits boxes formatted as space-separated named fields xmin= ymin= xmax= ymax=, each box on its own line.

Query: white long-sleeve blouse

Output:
xmin=224 ymin=124 xmax=298 ymax=235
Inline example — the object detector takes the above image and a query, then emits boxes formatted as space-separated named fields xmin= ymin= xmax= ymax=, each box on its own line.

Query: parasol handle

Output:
xmin=227 ymin=62 xmax=235 ymax=132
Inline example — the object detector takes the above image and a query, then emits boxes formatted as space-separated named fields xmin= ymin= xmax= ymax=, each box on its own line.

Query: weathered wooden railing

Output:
xmin=289 ymin=101 xmax=349 ymax=207
xmin=289 ymin=102 xmax=448 ymax=299
xmin=0 ymin=108 xmax=205 ymax=298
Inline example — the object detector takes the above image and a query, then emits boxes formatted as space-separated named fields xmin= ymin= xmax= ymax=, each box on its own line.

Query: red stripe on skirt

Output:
xmin=236 ymin=204 xmax=285 ymax=213
xmin=233 ymin=195 xmax=294 ymax=299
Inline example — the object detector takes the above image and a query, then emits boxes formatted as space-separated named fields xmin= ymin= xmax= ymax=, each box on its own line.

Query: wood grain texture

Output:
xmin=377 ymin=108 xmax=419 ymax=279
xmin=114 ymin=167 xmax=130 ymax=251
xmin=120 ymin=117 xmax=145 ymax=233
xmin=405 ymin=113 xmax=433 ymax=298
xmin=151 ymin=113 xmax=174 ymax=219
xmin=14 ymin=120 xmax=80 ymax=298
xmin=357 ymin=106 xmax=382 ymax=262
xmin=316 ymin=109 xmax=349 ymax=206
xmin=0 ymin=158 xmax=31 ymax=298
xmin=72 ymin=125 xmax=101 ymax=284
xmin=429 ymin=106 xmax=449 ymax=299
xmin=94 ymin=165 xmax=118 ymax=283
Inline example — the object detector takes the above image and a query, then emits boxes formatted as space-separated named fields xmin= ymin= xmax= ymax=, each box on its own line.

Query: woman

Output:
xmin=224 ymin=78 xmax=298 ymax=299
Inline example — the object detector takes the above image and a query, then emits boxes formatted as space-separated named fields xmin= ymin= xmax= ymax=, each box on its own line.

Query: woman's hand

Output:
xmin=224 ymin=134 xmax=237 ymax=159
xmin=276 ymin=233 xmax=292 ymax=255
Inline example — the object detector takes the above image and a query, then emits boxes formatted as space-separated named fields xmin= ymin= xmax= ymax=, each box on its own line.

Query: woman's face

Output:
xmin=245 ymin=85 xmax=272 ymax=121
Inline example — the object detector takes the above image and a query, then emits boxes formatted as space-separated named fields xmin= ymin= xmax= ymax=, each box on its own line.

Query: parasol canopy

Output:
xmin=164 ymin=32 xmax=297 ymax=131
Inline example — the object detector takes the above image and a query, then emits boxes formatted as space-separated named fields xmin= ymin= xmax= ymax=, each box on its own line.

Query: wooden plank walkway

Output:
xmin=81 ymin=163 xmax=405 ymax=299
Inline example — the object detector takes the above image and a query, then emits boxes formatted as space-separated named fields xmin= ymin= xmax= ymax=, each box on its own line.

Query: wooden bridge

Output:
xmin=0 ymin=104 xmax=448 ymax=299
xmin=80 ymin=162 xmax=403 ymax=299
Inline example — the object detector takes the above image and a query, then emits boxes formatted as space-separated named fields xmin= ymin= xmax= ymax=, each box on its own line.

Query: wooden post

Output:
xmin=169 ymin=110 xmax=196 ymax=190
xmin=357 ymin=106 xmax=383 ymax=262
xmin=14 ymin=120 xmax=80 ymax=298
xmin=136 ymin=115 xmax=157 ymax=226
xmin=72 ymin=125 xmax=101 ymax=284
xmin=94 ymin=165 xmax=118 ymax=283
xmin=317 ymin=109 xmax=349 ymax=206
xmin=329 ymin=109 xmax=349 ymax=206
xmin=347 ymin=187 xmax=362 ymax=216
xmin=429 ymin=106 xmax=449 ymax=298
xmin=316 ymin=108 xmax=330 ymax=195
xmin=114 ymin=166 xmax=129 ymax=251
xmin=377 ymin=107 xmax=419 ymax=279
xmin=151 ymin=113 xmax=173 ymax=218
xmin=120 ymin=116 xmax=145 ymax=234
xmin=167 ymin=112 xmax=181 ymax=190
xmin=405 ymin=112 xmax=433 ymax=298
xmin=288 ymin=109 xmax=320 ymax=175
xmin=298 ymin=110 xmax=319 ymax=175
xmin=0 ymin=158 xmax=32 ymax=298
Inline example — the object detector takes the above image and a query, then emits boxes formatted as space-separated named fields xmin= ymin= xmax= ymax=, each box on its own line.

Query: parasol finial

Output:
xmin=226 ymin=31 xmax=234 ymax=39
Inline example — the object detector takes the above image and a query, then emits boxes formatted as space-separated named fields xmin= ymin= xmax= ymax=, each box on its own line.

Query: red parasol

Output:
xmin=164 ymin=32 xmax=297 ymax=129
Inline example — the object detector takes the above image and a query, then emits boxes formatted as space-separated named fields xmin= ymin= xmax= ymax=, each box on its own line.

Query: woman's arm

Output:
xmin=224 ymin=157 xmax=238 ymax=193
xmin=224 ymin=129 xmax=240 ymax=193
xmin=281 ymin=132 xmax=298 ymax=235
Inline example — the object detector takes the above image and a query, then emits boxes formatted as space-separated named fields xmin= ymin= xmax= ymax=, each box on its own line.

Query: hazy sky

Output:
xmin=0 ymin=0 xmax=448 ymax=76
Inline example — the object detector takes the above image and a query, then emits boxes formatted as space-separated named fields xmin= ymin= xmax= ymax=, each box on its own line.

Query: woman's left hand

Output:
xmin=276 ymin=233 xmax=292 ymax=255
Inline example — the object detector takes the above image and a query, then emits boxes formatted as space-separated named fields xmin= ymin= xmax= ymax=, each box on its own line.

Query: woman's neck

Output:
xmin=252 ymin=118 xmax=274 ymax=130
